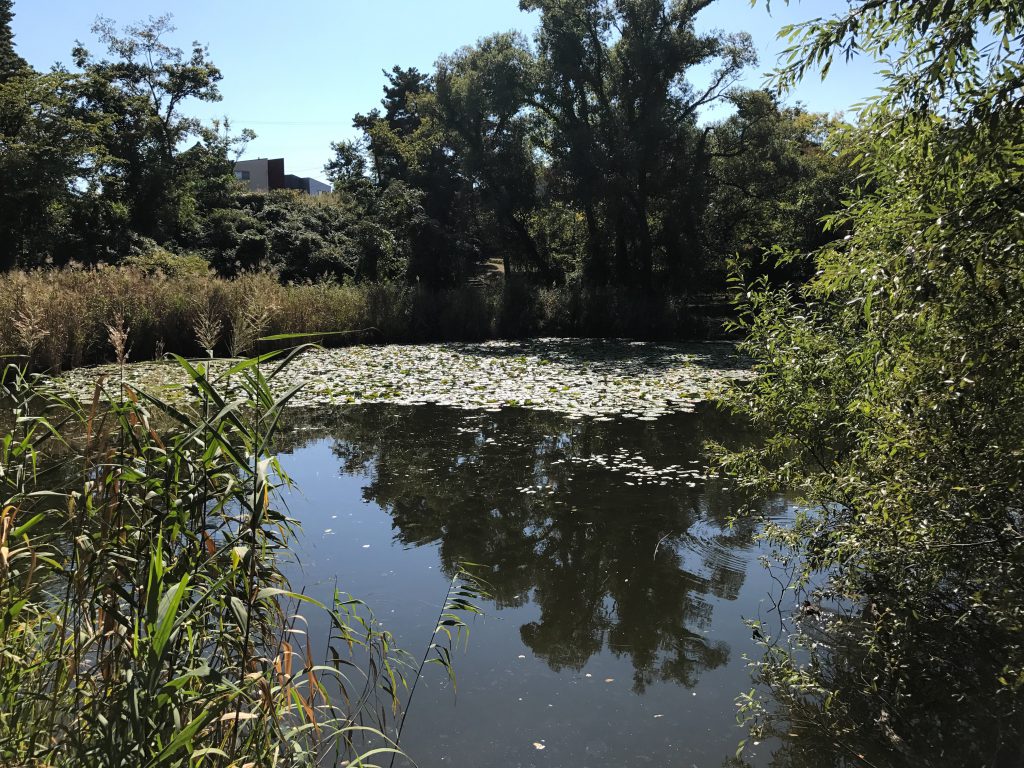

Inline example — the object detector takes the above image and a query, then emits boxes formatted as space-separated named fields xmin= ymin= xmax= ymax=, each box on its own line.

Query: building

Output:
xmin=283 ymin=174 xmax=332 ymax=196
xmin=234 ymin=158 xmax=331 ymax=196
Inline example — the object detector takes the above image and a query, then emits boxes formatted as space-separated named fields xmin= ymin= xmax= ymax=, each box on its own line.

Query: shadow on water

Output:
xmin=12 ymin=369 xmax=1015 ymax=766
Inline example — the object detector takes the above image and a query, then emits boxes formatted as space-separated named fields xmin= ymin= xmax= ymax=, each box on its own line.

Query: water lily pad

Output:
xmin=56 ymin=338 xmax=750 ymax=421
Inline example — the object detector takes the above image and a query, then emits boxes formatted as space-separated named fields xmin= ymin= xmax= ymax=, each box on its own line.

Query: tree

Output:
xmin=523 ymin=0 xmax=755 ymax=287
xmin=0 ymin=0 xmax=27 ymax=82
xmin=0 ymin=70 xmax=93 ymax=267
xmin=435 ymin=33 xmax=552 ymax=278
xmin=331 ymin=2 xmax=859 ymax=294
xmin=72 ymin=15 xmax=226 ymax=246
xmin=0 ymin=13 xmax=249 ymax=269
xmin=705 ymin=90 xmax=853 ymax=283
xmin=344 ymin=66 xmax=476 ymax=286
xmin=720 ymin=1 xmax=1024 ymax=763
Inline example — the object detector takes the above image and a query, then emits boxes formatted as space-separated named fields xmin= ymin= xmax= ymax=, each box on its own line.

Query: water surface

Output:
xmin=277 ymin=403 xmax=783 ymax=767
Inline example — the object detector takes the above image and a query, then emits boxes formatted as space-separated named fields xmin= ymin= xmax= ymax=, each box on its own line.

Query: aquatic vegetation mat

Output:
xmin=59 ymin=339 xmax=749 ymax=419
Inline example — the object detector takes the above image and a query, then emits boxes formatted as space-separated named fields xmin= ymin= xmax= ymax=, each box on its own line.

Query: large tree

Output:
xmin=0 ymin=70 xmax=93 ymax=268
xmin=705 ymin=90 xmax=853 ymax=283
xmin=72 ymin=15 xmax=226 ymax=245
xmin=523 ymin=0 xmax=755 ymax=287
xmin=336 ymin=0 xmax=760 ymax=290
xmin=0 ymin=15 xmax=240 ymax=268
xmin=435 ymin=33 xmax=552 ymax=278
xmin=343 ymin=66 xmax=476 ymax=286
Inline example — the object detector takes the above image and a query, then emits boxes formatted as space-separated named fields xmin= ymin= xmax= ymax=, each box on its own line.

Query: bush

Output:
xmin=122 ymin=240 xmax=213 ymax=278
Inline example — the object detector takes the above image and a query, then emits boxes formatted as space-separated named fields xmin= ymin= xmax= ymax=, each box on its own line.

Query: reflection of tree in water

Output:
xmin=285 ymin=403 xmax=762 ymax=693
xmin=741 ymin=591 xmax=1024 ymax=768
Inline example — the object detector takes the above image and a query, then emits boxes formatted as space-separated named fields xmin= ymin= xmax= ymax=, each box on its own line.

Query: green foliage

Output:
xmin=201 ymin=190 xmax=359 ymax=279
xmin=720 ymin=0 xmax=1024 ymax=763
xmin=0 ymin=0 xmax=26 ymax=82
xmin=436 ymin=32 xmax=551 ymax=279
xmin=71 ymin=15 xmax=244 ymax=250
xmin=340 ymin=66 xmax=478 ymax=287
xmin=0 ymin=69 xmax=96 ymax=268
xmin=0 ymin=354 xmax=415 ymax=766
xmin=1 ymin=2 xmax=852 ymax=300
xmin=706 ymin=91 xmax=854 ymax=283
xmin=72 ymin=15 xmax=227 ymax=244
xmin=324 ymin=0 xmax=845 ymax=292
xmin=0 ymin=14 xmax=249 ymax=269
xmin=522 ymin=0 xmax=757 ymax=287
xmin=123 ymin=241 xmax=212 ymax=278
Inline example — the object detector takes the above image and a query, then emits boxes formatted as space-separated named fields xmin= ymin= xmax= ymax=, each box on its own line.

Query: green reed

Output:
xmin=0 ymin=342 xmax=483 ymax=767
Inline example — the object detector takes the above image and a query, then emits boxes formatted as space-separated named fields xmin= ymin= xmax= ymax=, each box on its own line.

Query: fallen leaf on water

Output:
xmin=532 ymin=742 xmax=546 ymax=750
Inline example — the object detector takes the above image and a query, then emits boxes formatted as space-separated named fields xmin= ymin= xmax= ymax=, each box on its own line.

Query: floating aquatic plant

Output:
xmin=58 ymin=339 xmax=750 ymax=420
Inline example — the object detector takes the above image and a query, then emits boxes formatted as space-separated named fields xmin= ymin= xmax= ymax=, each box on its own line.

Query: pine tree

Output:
xmin=0 ymin=0 xmax=28 ymax=82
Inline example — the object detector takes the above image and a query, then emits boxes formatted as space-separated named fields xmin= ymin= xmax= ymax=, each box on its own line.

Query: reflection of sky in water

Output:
xmin=276 ymin=403 xmax=785 ymax=767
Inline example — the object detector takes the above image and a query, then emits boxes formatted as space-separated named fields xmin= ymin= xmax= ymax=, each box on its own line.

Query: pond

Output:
xmin=36 ymin=338 xmax=1018 ymax=765
xmin=53 ymin=338 xmax=785 ymax=765
xmin=275 ymin=401 xmax=786 ymax=768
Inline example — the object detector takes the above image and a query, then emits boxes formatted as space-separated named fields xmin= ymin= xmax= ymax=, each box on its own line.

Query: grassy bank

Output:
xmin=0 ymin=267 xmax=727 ymax=371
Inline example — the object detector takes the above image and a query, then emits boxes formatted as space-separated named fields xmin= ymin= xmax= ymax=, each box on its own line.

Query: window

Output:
xmin=235 ymin=170 xmax=251 ymax=180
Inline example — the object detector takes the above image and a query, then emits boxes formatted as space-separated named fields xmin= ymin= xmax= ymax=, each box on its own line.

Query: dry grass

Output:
xmin=0 ymin=266 xmax=716 ymax=371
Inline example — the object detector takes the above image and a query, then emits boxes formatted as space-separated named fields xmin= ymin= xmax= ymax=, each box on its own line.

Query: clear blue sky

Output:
xmin=11 ymin=1 xmax=883 ymax=183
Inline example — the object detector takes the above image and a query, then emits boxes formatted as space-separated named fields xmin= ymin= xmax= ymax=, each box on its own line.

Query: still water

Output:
xmin=276 ymin=403 xmax=785 ymax=767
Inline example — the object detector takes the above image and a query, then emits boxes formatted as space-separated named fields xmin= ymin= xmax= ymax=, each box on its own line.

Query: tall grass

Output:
xmin=0 ymin=266 xmax=722 ymax=371
xmin=0 ymin=341 xmax=485 ymax=766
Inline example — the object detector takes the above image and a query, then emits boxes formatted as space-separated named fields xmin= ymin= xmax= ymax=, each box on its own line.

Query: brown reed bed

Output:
xmin=0 ymin=266 xmax=719 ymax=372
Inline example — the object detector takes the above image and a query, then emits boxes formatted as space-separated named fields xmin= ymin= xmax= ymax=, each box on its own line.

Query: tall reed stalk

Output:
xmin=0 ymin=266 xmax=717 ymax=372
xmin=0 ymin=341 xmax=456 ymax=767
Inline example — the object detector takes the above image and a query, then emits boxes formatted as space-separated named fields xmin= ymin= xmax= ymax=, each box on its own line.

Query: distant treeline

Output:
xmin=0 ymin=0 xmax=852 ymax=292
